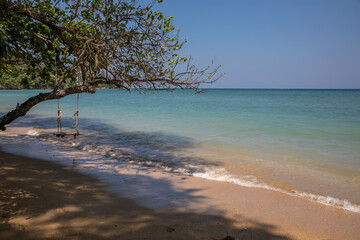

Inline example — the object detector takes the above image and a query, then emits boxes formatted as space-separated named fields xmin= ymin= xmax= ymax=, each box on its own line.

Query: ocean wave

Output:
xmin=27 ymin=129 xmax=40 ymax=136
xmin=292 ymin=191 xmax=360 ymax=213
xmin=194 ymin=167 xmax=360 ymax=213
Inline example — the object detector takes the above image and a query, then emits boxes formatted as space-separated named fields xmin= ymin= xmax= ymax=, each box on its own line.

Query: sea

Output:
xmin=1 ymin=89 xmax=360 ymax=212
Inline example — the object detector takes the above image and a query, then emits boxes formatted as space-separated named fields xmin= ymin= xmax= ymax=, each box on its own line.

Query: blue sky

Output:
xmin=157 ymin=0 xmax=360 ymax=89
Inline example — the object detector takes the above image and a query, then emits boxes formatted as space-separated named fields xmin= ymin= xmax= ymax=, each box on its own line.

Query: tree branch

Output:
xmin=0 ymin=85 xmax=95 ymax=131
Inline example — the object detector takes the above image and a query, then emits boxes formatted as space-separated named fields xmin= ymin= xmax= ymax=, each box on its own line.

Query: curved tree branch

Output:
xmin=0 ymin=85 xmax=95 ymax=131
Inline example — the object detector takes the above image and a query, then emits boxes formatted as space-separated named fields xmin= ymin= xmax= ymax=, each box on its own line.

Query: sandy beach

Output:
xmin=0 ymin=128 xmax=359 ymax=240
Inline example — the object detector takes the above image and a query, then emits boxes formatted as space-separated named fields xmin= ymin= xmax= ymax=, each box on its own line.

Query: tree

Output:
xmin=0 ymin=0 xmax=222 ymax=131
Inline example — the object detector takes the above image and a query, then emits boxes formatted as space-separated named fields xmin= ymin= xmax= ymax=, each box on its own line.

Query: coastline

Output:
xmin=1 ymin=127 xmax=360 ymax=239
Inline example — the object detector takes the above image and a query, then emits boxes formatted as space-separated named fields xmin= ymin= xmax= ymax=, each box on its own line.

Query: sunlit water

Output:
xmin=1 ymin=89 xmax=360 ymax=212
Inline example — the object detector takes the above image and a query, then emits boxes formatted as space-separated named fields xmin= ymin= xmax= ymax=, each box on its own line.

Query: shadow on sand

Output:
xmin=0 ymin=151 xmax=292 ymax=240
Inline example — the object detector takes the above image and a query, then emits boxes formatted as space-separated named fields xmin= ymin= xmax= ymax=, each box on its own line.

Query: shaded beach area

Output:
xmin=1 ymin=128 xmax=360 ymax=240
xmin=0 ymin=150 xmax=287 ymax=240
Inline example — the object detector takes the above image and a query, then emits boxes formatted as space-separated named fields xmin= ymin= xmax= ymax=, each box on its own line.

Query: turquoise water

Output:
xmin=1 ymin=89 xmax=360 ymax=210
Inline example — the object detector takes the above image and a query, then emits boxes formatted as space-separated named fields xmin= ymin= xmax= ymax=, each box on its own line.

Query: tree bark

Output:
xmin=0 ymin=85 xmax=96 ymax=131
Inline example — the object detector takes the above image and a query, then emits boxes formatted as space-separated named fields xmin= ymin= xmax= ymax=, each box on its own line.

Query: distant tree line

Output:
xmin=0 ymin=64 xmax=111 ymax=89
xmin=0 ymin=64 xmax=56 ymax=89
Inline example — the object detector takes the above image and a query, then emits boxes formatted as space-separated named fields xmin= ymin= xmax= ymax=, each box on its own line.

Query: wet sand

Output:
xmin=1 ymin=129 xmax=360 ymax=239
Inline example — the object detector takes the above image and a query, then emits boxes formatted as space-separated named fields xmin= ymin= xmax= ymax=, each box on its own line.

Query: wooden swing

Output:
xmin=53 ymin=57 xmax=81 ymax=139
xmin=54 ymin=94 xmax=81 ymax=139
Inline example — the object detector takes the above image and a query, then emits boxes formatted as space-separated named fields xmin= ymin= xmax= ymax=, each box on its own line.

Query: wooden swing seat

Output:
xmin=54 ymin=131 xmax=82 ymax=138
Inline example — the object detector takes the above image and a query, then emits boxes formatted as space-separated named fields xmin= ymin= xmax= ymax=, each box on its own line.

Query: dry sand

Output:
xmin=1 ymin=128 xmax=360 ymax=239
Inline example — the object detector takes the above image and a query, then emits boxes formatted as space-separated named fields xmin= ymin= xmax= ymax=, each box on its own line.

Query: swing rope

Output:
xmin=56 ymin=99 xmax=62 ymax=132
xmin=72 ymin=93 xmax=79 ymax=134
xmin=55 ymin=57 xmax=62 ymax=133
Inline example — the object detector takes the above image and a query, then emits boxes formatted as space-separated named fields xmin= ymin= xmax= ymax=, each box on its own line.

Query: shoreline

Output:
xmin=3 ymin=126 xmax=360 ymax=213
xmin=1 ymin=128 xmax=360 ymax=239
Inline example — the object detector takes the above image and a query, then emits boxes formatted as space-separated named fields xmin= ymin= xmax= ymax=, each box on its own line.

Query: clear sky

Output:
xmin=157 ymin=0 xmax=360 ymax=89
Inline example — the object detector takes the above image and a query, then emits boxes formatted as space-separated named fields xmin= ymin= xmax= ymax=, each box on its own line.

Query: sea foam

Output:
xmin=193 ymin=167 xmax=360 ymax=213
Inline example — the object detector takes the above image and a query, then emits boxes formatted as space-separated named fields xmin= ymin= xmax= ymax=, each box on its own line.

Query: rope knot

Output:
xmin=56 ymin=109 xmax=62 ymax=122
xmin=72 ymin=110 xmax=79 ymax=120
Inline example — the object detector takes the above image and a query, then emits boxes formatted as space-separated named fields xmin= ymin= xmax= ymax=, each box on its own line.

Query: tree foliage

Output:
xmin=0 ymin=0 xmax=222 ymax=130
xmin=1 ymin=0 xmax=221 ymax=90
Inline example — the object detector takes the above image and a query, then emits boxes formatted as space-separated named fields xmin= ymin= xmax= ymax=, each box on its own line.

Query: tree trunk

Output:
xmin=0 ymin=85 xmax=96 ymax=131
